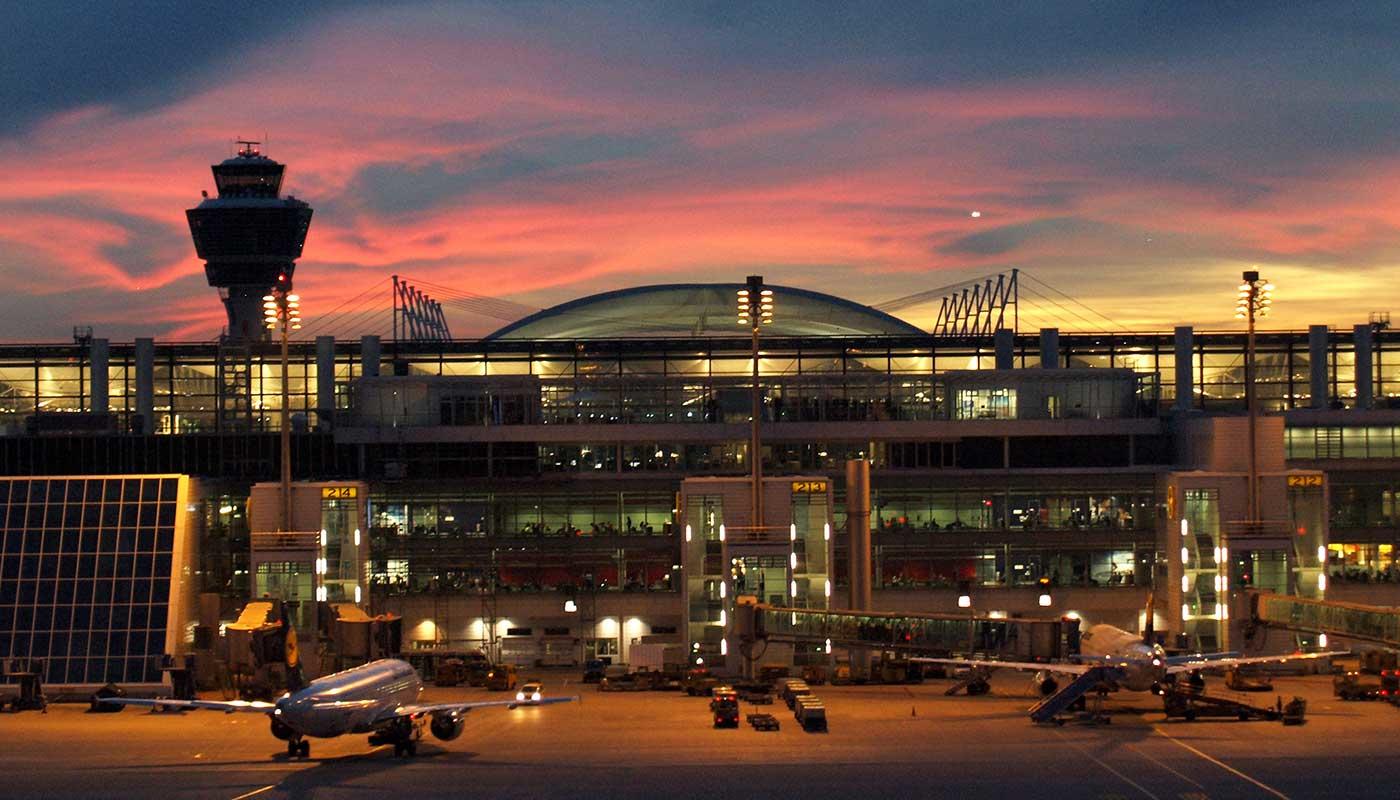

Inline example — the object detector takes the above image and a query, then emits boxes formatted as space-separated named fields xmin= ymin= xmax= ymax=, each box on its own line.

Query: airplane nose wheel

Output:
xmin=287 ymin=739 xmax=310 ymax=758
xmin=393 ymin=740 xmax=417 ymax=758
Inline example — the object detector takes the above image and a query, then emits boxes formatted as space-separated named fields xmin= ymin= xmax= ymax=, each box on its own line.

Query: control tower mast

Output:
xmin=187 ymin=141 xmax=313 ymax=341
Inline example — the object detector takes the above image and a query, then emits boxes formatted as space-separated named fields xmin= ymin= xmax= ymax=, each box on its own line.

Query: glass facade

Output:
xmin=0 ymin=328 xmax=1394 ymax=436
xmin=1287 ymin=426 xmax=1400 ymax=460
xmin=1181 ymin=489 xmax=1223 ymax=650
xmin=368 ymin=490 xmax=678 ymax=596
xmin=0 ymin=476 xmax=192 ymax=686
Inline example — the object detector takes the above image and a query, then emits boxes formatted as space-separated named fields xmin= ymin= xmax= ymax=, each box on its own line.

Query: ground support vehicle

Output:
xmin=582 ymin=659 xmax=607 ymax=684
xmin=794 ymin=696 xmax=827 ymax=732
xmin=735 ymin=683 xmax=773 ymax=704
xmin=485 ymin=664 xmax=518 ymax=692
xmin=682 ymin=668 xmax=719 ymax=696
xmin=747 ymin=713 xmax=780 ymax=731
xmin=1161 ymin=686 xmax=1304 ymax=723
xmin=778 ymin=679 xmax=812 ymax=709
xmin=1334 ymin=670 xmax=1383 ymax=700
xmin=711 ymin=687 xmax=740 ymax=728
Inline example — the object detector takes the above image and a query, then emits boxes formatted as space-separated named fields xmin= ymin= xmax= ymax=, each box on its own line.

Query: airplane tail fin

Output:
xmin=1143 ymin=591 xmax=1156 ymax=645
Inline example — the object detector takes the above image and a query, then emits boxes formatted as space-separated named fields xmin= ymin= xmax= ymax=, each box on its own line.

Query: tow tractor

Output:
xmin=710 ymin=687 xmax=740 ymax=728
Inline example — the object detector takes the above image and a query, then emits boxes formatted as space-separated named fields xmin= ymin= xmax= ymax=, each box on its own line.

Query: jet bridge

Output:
xmin=1247 ymin=592 xmax=1400 ymax=648
xmin=738 ymin=603 xmax=1078 ymax=662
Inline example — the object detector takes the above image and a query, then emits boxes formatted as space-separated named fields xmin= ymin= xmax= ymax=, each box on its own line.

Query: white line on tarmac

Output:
xmin=1152 ymin=727 xmax=1291 ymax=800
xmin=1125 ymin=743 xmax=1206 ymax=790
xmin=228 ymin=785 xmax=276 ymax=800
xmin=1053 ymin=731 xmax=1163 ymax=800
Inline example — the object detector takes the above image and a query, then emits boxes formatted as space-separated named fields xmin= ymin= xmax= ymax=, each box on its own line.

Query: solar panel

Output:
xmin=0 ymin=476 xmax=191 ymax=686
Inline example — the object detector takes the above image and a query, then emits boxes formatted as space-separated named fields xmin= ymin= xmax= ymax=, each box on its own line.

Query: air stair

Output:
xmin=1028 ymin=667 xmax=1109 ymax=723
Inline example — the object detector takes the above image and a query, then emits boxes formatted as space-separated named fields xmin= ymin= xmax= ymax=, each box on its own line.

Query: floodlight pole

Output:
xmin=1236 ymin=271 xmax=1274 ymax=528
xmin=281 ymin=311 xmax=292 ymax=532
xmin=738 ymin=275 xmax=771 ymax=533
xmin=264 ymin=285 xmax=302 ymax=533
xmin=750 ymin=321 xmax=763 ymax=531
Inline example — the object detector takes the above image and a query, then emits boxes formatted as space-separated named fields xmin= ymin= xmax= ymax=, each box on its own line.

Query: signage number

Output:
xmin=791 ymin=480 xmax=828 ymax=494
xmin=322 ymin=486 xmax=358 ymax=499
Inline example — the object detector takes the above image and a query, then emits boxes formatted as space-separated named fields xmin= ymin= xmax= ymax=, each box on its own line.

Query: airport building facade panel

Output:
xmin=0 ymin=475 xmax=198 ymax=687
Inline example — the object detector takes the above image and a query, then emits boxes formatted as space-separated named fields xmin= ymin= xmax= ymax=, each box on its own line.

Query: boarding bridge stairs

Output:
xmin=1028 ymin=667 xmax=1109 ymax=723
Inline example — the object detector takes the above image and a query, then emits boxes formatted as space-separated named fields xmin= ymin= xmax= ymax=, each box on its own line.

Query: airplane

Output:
xmin=100 ymin=658 xmax=575 ymax=758
xmin=916 ymin=595 xmax=1344 ymax=700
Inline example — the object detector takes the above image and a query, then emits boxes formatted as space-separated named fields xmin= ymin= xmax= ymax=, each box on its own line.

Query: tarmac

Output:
xmin=0 ymin=671 xmax=1394 ymax=799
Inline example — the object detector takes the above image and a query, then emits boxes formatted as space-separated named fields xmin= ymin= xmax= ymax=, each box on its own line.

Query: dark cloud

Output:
xmin=0 ymin=196 xmax=188 ymax=279
xmin=336 ymin=132 xmax=678 ymax=216
xmin=938 ymin=217 xmax=1120 ymax=257
xmin=0 ymin=1 xmax=393 ymax=136
xmin=0 ymin=240 xmax=205 ymax=340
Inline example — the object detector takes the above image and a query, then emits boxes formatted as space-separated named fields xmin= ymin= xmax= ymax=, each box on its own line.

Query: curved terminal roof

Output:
xmin=486 ymin=283 xmax=925 ymax=339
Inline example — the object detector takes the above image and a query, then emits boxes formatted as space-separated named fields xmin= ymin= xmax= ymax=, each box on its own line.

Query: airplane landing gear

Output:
xmin=372 ymin=718 xmax=420 ymax=757
xmin=287 ymin=738 xmax=310 ymax=758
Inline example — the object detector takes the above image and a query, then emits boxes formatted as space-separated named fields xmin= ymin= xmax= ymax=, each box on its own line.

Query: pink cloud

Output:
xmin=0 ymin=6 xmax=1394 ymax=341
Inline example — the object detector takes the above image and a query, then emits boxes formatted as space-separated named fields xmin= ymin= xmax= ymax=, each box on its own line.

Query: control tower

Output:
xmin=187 ymin=141 xmax=313 ymax=341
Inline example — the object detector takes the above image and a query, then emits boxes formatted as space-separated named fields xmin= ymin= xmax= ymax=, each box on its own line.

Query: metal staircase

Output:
xmin=1028 ymin=667 xmax=1109 ymax=723
xmin=218 ymin=343 xmax=253 ymax=432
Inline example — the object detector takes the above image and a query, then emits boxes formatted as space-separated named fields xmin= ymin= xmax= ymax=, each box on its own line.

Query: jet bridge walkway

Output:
xmin=739 ymin=603 xmax=1078 ymax=662
xmin=1248 ymin=592 xmax=1400 ymax=648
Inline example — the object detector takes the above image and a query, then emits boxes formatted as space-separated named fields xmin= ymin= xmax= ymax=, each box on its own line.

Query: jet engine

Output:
xmin=430 ymin=711 xmax=466 ymax=741
xmin=965 ymin=677 xmax=992 ymax=696
xmin=270 ymin=716 xmax=297 ymax=741
xmin=1033 ymin=671 xmax=1059 ymax=696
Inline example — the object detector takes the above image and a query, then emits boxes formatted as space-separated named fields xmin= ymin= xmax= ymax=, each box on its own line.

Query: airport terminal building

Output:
xmin=3 ymin=148 xmax=1400 ymax=686
xmin=2 ymin=285 xmax=1399 ymax=682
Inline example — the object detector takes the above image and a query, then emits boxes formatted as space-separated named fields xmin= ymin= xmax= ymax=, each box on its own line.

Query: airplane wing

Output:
xmin=910 ymin=656 xmax=1095 ymax=675
xmin=1165 ymin=650 xmax=1347 ymax=674
xmin=99 ymin=697 xmax=276 ymax=713
xmin=1162 ymin=651 xmax=1240 ymax=666
xmin=372 ymin=695 xmax=576 ymax=725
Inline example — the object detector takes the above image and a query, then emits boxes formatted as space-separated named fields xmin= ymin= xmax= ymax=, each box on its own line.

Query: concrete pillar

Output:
xmin=1038 ymin=328 xmax=1059 ymax=369
xmin=845 ymin=458 xmax=872 ymax=677
xmin=360 ymin=335 xmax=381 ymax=378
xmin=135 ymin=337 xmax=154 ymax=434
xmin=1308 ymin=325 xmax=1329 ymax=409
xmin=1354 ymin=324 xmax=1373 ymax=409
xmin=993 ymin=328 xmax=1014 ymax=370
xmin=845 ymin=458 xmax=872 ymax=614
xmin=316 ymin=336 xmax=336 ymax=429
xmin=1174 ymin=326 xmax=1194 ymax=411
xmin=89 ymin=338 xmax=109 ymax=415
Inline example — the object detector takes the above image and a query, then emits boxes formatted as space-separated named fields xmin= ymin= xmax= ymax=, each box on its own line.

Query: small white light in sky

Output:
xmin=969 ymin=210 xmax=982 ymax=218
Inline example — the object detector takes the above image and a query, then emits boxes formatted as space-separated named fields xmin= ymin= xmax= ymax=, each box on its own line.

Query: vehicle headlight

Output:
xmin=531 ymin=692 xmax=541 ymax=702
xmin=515 ymin=692 xmax=525 ymax=701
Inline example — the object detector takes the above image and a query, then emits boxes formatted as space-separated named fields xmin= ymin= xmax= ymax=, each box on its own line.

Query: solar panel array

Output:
xmin=0 ymin=476 xmax=186 ymax=686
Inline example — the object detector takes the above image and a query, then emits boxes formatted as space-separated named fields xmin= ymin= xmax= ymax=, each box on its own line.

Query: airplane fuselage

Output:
xmin=1078 ymin=623 xmax=1166 ymax=692
xmin=275 ymin=659 xmax=423 ymax=738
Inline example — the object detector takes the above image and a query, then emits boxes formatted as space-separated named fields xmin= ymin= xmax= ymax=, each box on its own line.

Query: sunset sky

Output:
xmin=2 ymin=2 xmax=1399 ymax=341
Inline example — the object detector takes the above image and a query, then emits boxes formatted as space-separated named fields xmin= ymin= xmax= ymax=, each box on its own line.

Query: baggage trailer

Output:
xmin=747 ymin=712 xmax=780 ymax=731
xmin=794 ymin=696 xmax=828 ymax=732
